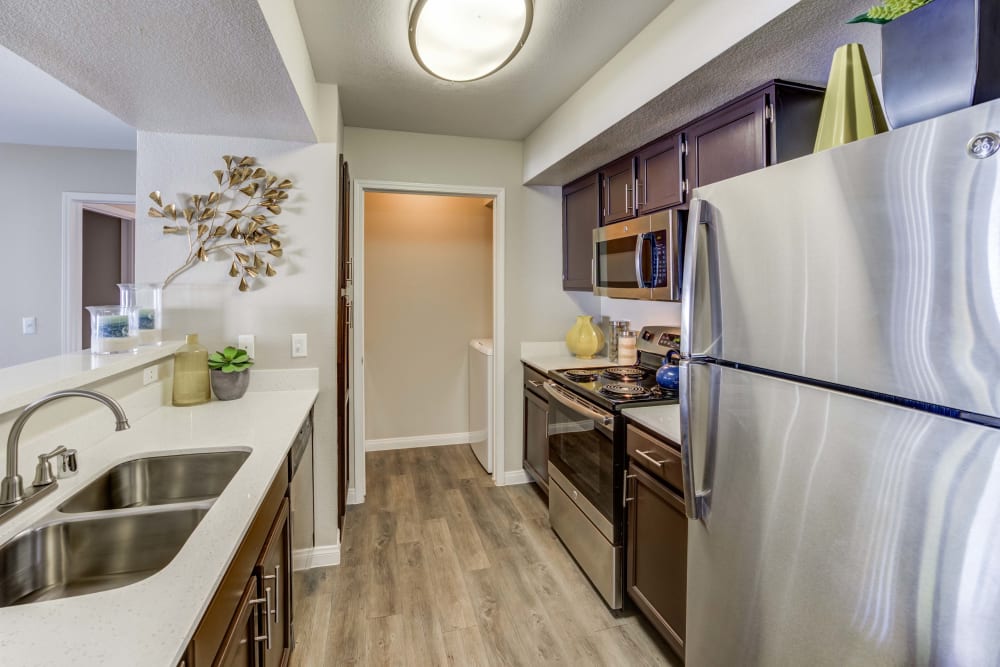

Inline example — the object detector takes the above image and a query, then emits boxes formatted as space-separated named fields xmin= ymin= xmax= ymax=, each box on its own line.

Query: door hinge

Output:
xmin=681 ymin=179 xmax=689 ymax=194
xmin=765 ymin=103 xmax=775 ymax=122
xmin=681 ymin=140 xmax=688 ymax=156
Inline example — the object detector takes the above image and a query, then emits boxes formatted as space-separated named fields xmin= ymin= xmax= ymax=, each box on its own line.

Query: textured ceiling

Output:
xmin=0 ymin=0 xmax=315 ymax=142
xmin=0 ymin=44 xmax=136 ymax=150
xmin=293 ymin=0 xmax=674 ymax=140
xmin=528 ymin=0 xmax=882 ymax=184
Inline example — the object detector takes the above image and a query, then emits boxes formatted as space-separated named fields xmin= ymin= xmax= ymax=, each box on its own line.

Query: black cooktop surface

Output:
xmin=548 ymin=365 xmax=678 ymax=411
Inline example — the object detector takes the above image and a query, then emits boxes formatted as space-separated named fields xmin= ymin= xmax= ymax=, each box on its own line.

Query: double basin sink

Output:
xmin=0 ymin=450 xmax=249 ymax=607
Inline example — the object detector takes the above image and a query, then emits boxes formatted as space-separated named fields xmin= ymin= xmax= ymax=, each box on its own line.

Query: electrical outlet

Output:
xmin=22 ymin=317 xmax=36 ymax=335
xmin=238 ymin=334 xmax=255 ymax=359
xmin=291 ymin=333 xmax=308 ymax=358
xmin=143 ymin=365 xmax=159 ymax=385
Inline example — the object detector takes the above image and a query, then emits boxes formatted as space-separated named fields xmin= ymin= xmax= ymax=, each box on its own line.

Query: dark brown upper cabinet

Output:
xmin=687 ymin=81 xmax=824 ymax=190
xmin=562 ymin=172 xmax=602 ymax=291
xmin=601 ymin=155 xmax=637 ymax=225
xmin=636 ymin=132 xmax=686 ymax=214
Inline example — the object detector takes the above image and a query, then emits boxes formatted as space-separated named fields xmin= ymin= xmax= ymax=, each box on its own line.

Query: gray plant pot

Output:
xmin=211 ymin=369 xmax=250 ymax=401
xmin=881 ymin=0 xmax=1000 ymax=128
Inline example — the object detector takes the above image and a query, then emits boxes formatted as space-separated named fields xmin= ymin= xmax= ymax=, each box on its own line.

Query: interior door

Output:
xmin=337 ymin=156 xmax=351 ymax=530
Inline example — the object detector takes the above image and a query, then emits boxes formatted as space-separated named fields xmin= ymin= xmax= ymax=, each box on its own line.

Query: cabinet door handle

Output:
xmin=250 ymin=594 xmax=271 ymax=648
xmin=527 ymin=380 xmax=544 ymax=388
xmin=263 ymin=565 xmax=280 ymax=622
xmin=636 ymin=177 xmax=646 ymax=207
xmin=635 ymin=449 xmax=666 ymax=469
xmin=625 ymin=183 xmax=633 ymax=213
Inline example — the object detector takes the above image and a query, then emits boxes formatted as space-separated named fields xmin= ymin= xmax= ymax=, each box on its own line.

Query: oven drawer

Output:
xmin=549 ymin=469 xmax=622 ymax=610
xmin=626 ymin=424 xmax=683 ymax=491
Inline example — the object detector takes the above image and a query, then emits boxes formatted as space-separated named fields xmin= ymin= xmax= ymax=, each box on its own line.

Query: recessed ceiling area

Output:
xmin=294 ymin=0 xmax=673 ymax=140
xmin=0 ymin=44 xmax=135 ymax=151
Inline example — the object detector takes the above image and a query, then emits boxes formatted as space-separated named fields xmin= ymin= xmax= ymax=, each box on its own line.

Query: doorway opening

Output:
xmin=60 ymin=193 xmax=136 ymax=353
xmin=349 ymin=180 xmax=506 ymax=504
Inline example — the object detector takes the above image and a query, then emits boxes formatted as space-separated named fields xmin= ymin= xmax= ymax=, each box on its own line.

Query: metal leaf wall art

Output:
xmin=151 ymin=155 xmax=292 ymax=292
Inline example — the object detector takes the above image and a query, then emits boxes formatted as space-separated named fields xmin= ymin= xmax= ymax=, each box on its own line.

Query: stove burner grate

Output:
xmin=563 ymin=369 xmax=600 ymax=382
xmin=602 ymin=367 xmax=650 ymax=382
xmin=600 ymin=383 xmax=653 ymax=399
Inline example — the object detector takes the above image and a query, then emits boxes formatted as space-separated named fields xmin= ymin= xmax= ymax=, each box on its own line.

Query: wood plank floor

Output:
xmin=290 ymin=444 xmax=680 ymax=666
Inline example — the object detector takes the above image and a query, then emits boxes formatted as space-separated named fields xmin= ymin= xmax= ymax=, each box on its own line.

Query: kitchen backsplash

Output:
xmin=600 ymin=297 xmax=681 ymax=330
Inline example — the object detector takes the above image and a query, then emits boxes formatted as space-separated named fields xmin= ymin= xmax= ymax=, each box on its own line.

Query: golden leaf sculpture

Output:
xmin=151 ymin=156 xmax=293 ymax=291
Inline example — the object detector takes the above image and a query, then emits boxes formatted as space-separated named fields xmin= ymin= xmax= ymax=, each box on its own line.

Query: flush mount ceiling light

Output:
xmin=408 ymin=0 xmax=534 ymax=82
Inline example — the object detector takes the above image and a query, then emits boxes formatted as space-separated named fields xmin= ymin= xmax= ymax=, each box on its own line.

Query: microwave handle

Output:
xmin=635 ymin=232 xmax=655 ymax=288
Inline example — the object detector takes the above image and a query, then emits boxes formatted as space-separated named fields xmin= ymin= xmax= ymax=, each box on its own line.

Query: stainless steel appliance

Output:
xmin=680 ymin=101 xmax=1000 ymax=665
xmin=545 ymin=326 xmax=680 ymax=609
xmin=593 ymin=210 xmax=683 ymax=300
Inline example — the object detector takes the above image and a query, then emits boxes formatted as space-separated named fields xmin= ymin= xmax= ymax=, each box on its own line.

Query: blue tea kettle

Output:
xmin=656 ymin=350 xmax=680 ymax=390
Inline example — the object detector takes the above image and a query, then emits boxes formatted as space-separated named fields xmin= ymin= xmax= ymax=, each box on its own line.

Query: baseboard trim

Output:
xmin=365 ymin=432 xmax=473 ymax=452
xmin=502 ymin=469 xmax=532 ymax=486
xmin=292 ymin=544 xmax=341 ymax=571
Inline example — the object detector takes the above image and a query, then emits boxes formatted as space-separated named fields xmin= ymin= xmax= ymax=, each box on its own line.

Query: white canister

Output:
xmin=618 ymin=330 xmax=638 ymax=365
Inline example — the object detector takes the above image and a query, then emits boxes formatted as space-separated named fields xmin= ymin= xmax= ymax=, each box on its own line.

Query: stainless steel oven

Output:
xmin=593 ymin=209 xmax=682 ymax=301
xmin=544 ymin=381 xmax=622 ymax=609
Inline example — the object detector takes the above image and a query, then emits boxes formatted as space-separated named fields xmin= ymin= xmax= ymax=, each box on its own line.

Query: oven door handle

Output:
xmin=543 ymin=382 xmax=614 ymax=427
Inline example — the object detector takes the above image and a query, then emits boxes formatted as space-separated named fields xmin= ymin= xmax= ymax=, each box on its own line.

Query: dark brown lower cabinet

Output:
xmin=522 ymin=364 xmax=550 ymax=494
xmin=188 ymin=465 xmax=293 ymax=666
xmin=257 ymin=500 xmax=291 ymax=667
xmin=627 ymin=459 xmax=687 ymax=659
xmin=215 ymin=579 xmax=262 ymax=667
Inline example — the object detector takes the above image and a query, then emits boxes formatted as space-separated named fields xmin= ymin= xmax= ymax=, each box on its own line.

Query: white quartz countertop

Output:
xmin=0 ymin=388 xmax=318 ymax=666
xmin=622 ymin=403 xmax=682 ymax=445
xmin=521 ymin=341 xmax=611 ymax=373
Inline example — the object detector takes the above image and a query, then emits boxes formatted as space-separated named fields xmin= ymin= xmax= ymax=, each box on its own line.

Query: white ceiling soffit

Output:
xmin=526 ymin=0 xmax=882 ymax=185
xmin=0 ymin=1 xmax=315 ymax=143
xmin=293 ymin=0 xmax=674 ymax=141
xmin=0 ymin=44 xmax=136 ymax=150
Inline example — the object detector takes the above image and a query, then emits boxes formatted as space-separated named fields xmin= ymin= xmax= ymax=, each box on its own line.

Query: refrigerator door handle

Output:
xmin=680 ymin=358 xmax=713 ymax=520
xmin=680 ymin=198 xmax=711 ymax=359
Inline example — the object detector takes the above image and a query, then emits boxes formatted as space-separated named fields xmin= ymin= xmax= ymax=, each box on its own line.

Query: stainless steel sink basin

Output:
xmin=58 ymin=450 xmax=250 ymax=513
xmin=0 ymin=507 xmax=208 ymax=606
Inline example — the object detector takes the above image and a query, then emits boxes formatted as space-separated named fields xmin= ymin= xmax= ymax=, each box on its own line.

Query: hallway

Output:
xmin=290 ymin=445 xmax=677 ymax=666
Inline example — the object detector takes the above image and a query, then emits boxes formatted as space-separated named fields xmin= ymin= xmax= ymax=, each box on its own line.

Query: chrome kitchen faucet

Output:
xmin=0 ymin=390 xmax=129 ymax=517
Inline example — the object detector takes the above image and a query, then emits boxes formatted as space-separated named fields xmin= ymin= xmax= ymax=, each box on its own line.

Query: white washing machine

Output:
xmin=468 ymin=338 xmax=493 ymax=473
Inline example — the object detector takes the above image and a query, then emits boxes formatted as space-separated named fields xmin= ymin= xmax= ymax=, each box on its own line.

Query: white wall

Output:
xmin=344 ymin=126 xmax=600 ymax=475
xmin=363 ymin=193 xmax=492 ymax=442
xmin=523 ymin=0 xmax=801 ymax=182
xmin=133 ymin=131 xmax=340 ymax=546
xmin=600 ymin=298 xmax=682 ymax=331
xmin=0 ymin=143 xmax=136 ymax=368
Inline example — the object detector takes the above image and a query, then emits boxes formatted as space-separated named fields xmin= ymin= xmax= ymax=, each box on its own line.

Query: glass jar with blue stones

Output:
xmin=86 ymin=305 xmax=139 ymax=354
xmin=117 ymin=283 xmax=163 ymax=346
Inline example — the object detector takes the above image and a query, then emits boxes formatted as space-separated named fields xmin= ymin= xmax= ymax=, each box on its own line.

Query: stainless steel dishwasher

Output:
xmin=289 ymin=410 xmax=314 ymax=555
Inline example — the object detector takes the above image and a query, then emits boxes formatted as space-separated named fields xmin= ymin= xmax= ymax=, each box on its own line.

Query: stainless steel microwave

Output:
xmin=593 ymin=210 xmax=683 ymax=300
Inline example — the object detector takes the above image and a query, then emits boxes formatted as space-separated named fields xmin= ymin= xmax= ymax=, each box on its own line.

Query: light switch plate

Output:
xmin=22 ymin=317 xmax=36 ymax=335
xmin=291 ymin=333 xmax=308 ymax=358
xmin=238 ymin=334 xmax=255 ymax=360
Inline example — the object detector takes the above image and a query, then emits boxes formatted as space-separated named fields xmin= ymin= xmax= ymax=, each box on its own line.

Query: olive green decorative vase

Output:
xmin=566 ymin=315 xmax=605 ymax=359
xmin=814 ymin=43 xmax=889 ymax=152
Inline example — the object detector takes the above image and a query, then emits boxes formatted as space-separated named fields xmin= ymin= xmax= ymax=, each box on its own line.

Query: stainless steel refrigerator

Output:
xmin=678 ymin=99 xmax=1000 ymax=666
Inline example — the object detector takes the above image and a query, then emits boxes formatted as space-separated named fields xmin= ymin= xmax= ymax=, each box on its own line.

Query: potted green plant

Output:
xmin=208 ymin=346 xmax=254 ymax=401
xmin=850 ymin=0 xmax=1000 ymax=128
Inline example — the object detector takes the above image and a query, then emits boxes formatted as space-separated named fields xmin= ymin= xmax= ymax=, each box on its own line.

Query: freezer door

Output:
xmin=682 ymin=362 xmax=1000 ymax=666
xmin=685 ymin=99 xmax=1000 ymax=420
